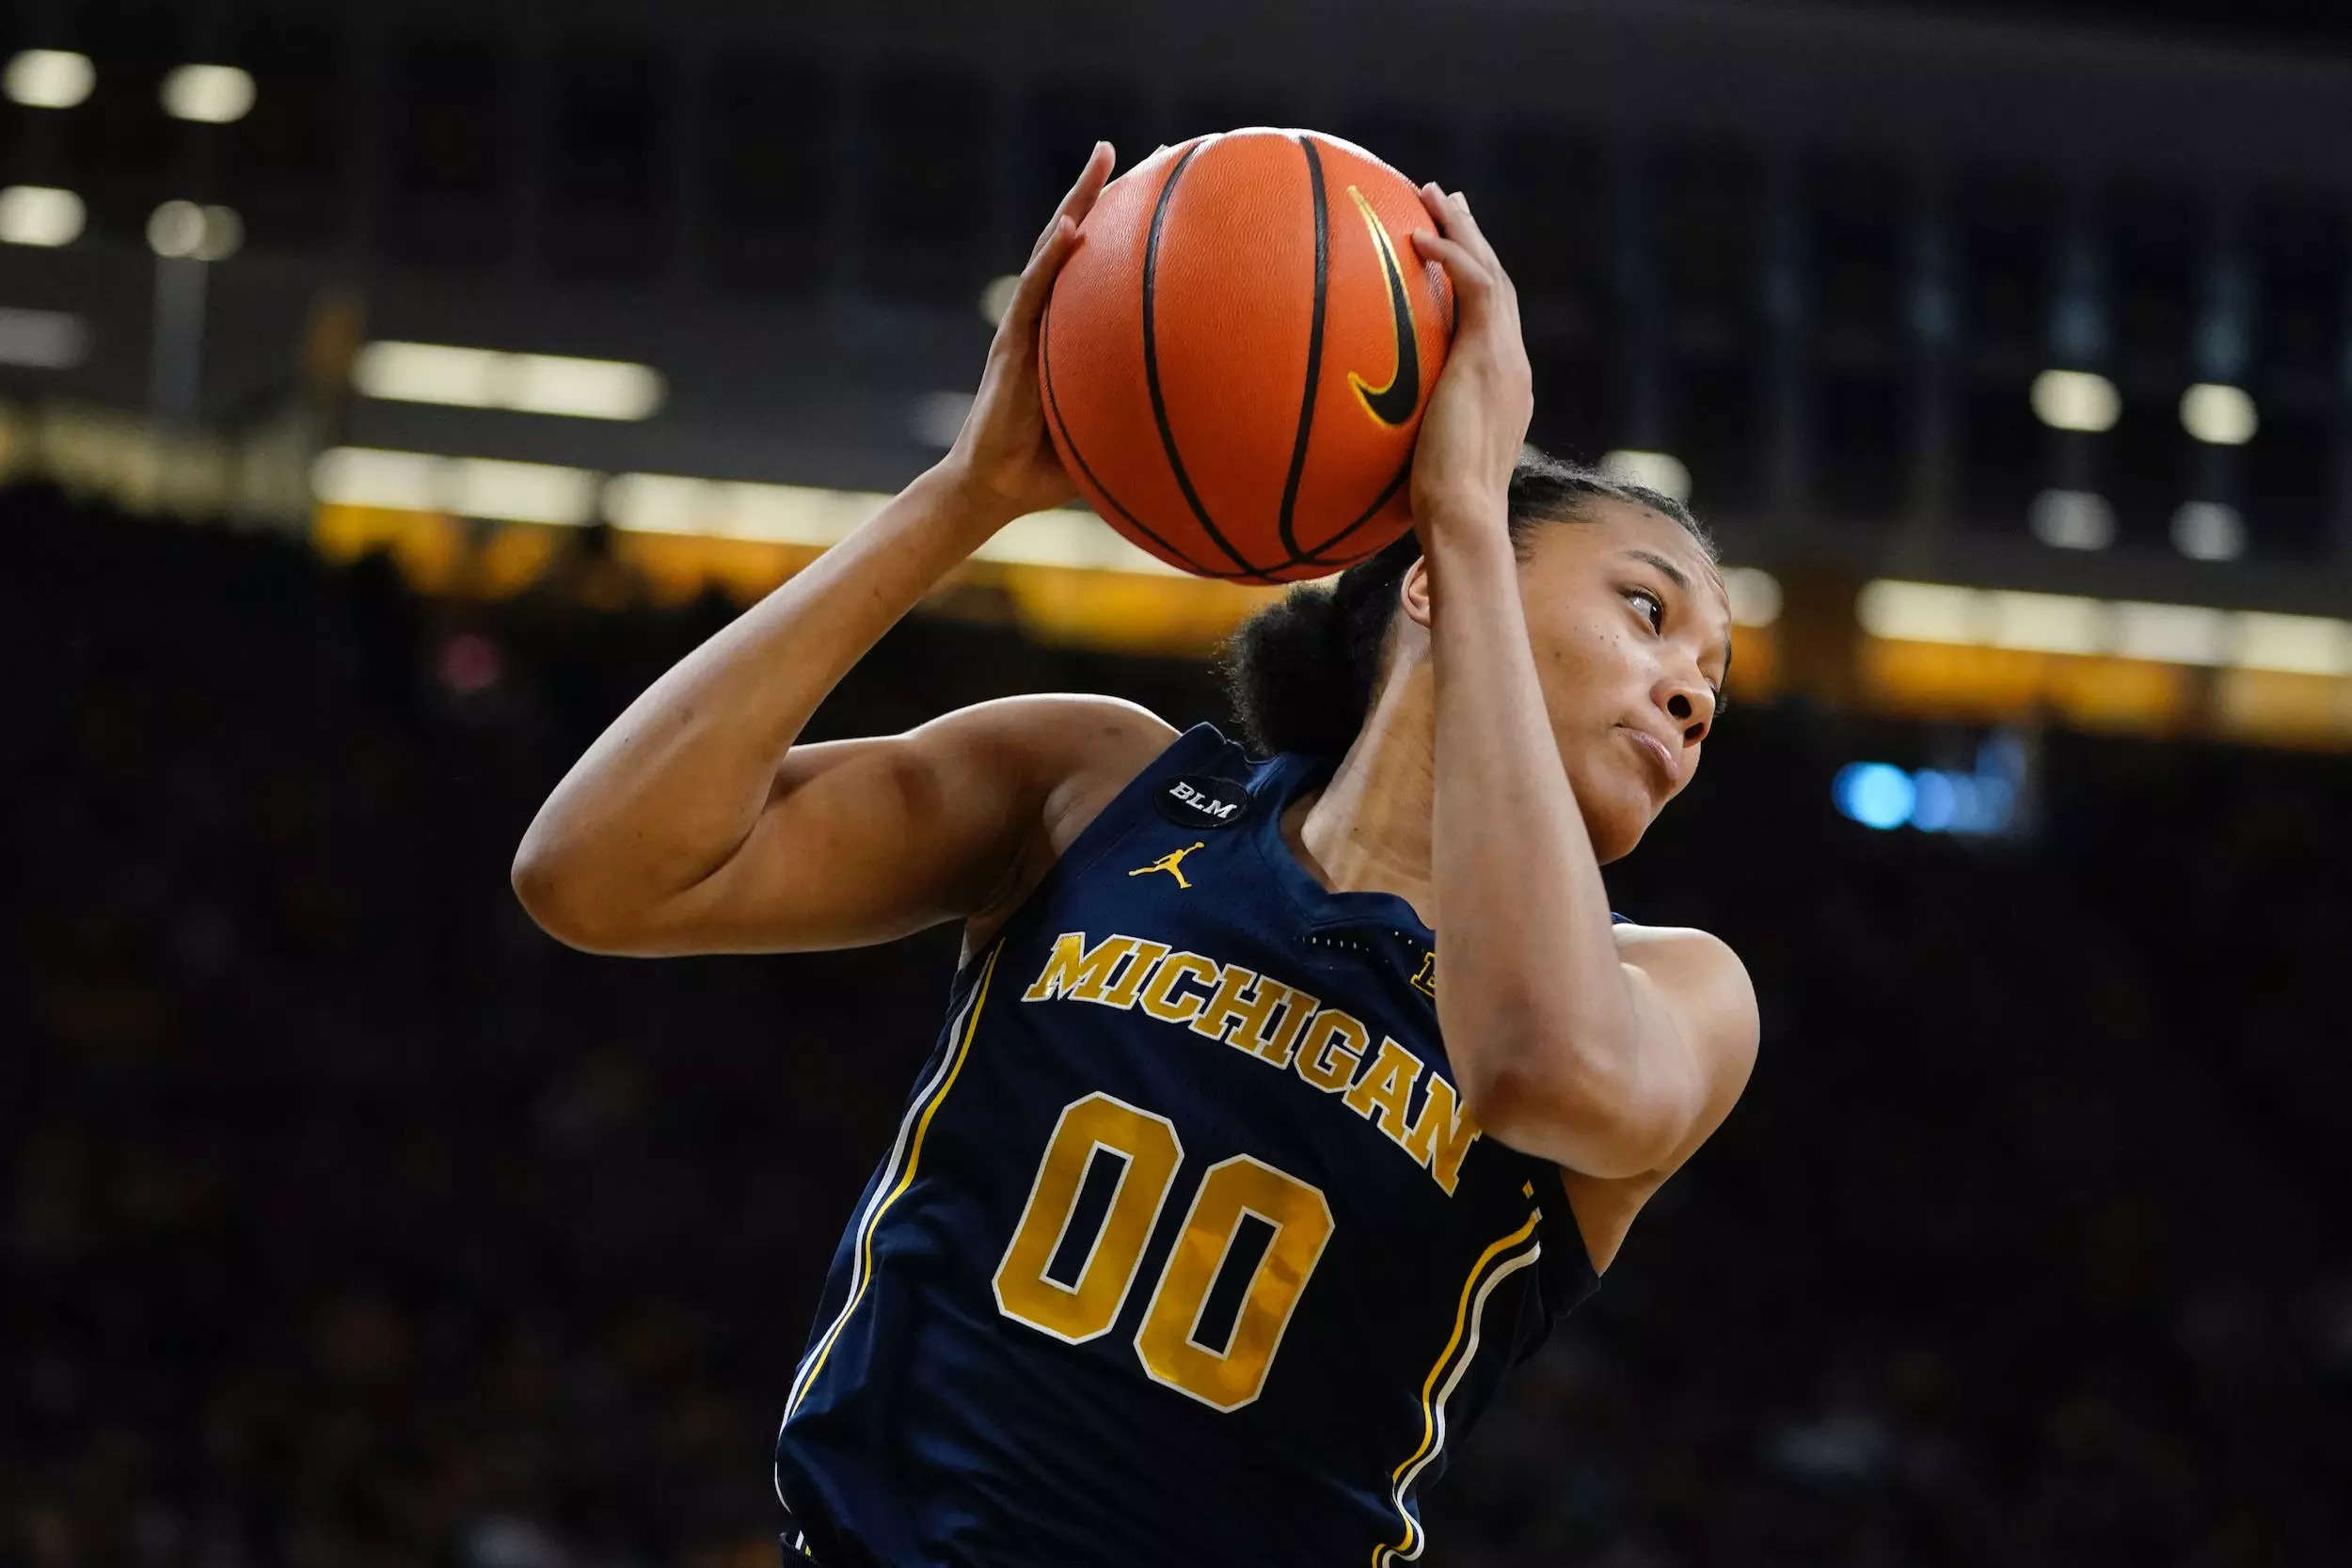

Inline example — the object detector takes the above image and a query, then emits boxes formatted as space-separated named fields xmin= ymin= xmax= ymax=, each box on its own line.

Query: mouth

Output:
xmin=1619 ymin=726 xmax=1681 ymax=789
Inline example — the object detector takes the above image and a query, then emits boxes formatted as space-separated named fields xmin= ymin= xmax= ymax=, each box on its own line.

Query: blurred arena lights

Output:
xmin=317 ymin=448 xmax=1804 ymax=622
xmin=2180 ymin=383 xmax=2258 ymax=445
xmin=2171 ymin=500 xmax=2247 ymax=562
xmin=1833 ymin=736 xmax=2024 ymax=836
xmin=351 ymin=341 xmax=665 ymax=420
xmin=911 ymin=390 xmax=975 ymax=448
xmin=2029 ymin=369 xmax=2121 ymax=433
xmin=604 ymin=468 xmax=1189 ymax=575
xmin=3 ymin=49 xmax=92 ymax=109
xmin=1598 ymin=449 xmax=1692 ymax=502
xmin=1833 ymin=762 xmax=1914 ymax=829
xmin=0 ymin=185 xmax=84 ymax=246
xmin=310 ymin=447 xmax=599 ymax=526
xmin=2236 ymin=612 xmax=2352 ymax=677
xmin=147 ymin=200 xmax=242 ymax=261
xmin=160 ymin=64 xmax=255 ymax=124
xmin=978 ymin=275 xmax=1021 ymax=326
xmin=1982 ymin=590 xmax=2106 ymax=655
xmin=0 ymin=307 xmax=88 ymax=368
xmin=1723 ymin=566 xmax=1782 ymax=627
xmin=2108 ymin=600 xmax=2233 ymax=666
xmin=1858 ymin=578 xmax=2352 ymax=675
xmin=2027 ymin=488 xmax=2117 ymax=551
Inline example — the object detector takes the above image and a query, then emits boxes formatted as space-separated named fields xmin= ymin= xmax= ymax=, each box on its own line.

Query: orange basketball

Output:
xmin=1039 ymin=129 xmax=1454 ymax=583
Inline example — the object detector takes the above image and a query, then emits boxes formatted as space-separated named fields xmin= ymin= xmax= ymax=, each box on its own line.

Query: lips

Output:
xmin=1620 ymin=726 xmax=1681 ymax=788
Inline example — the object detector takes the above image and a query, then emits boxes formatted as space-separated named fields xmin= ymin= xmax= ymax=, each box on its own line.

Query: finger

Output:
xmin=1409 ymin=227 xmax=1493 ymax=294
xmin=1424 ymin=186 xmax=1504 ymax=278
xmin=1001 ymin=215 xmax=1082 ymax=341
xmin=1030 ymin=141 xmax=1115 ymax=261
xmin=1428 ymin=187 xmax=1520 ymax=313
xmin=1442 ymin=189 xmax=1494 ymax=251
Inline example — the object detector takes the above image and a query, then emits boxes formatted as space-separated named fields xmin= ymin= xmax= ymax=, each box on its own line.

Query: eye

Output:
xmin=1622 ymin=586 xmax=1665 ymax=632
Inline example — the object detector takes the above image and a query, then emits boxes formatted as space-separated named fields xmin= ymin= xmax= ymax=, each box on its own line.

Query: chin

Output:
xmin=1576 ymin=782 xmax=1653 ymax=863
xmin=1562 ymin=750 xmax=1657 ymax=863
xmin=1592 ymin=819 xmax=1646 ymax=864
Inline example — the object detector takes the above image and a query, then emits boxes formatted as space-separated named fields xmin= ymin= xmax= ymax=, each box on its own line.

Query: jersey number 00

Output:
xmin=993 ymin=1092 xmax=1336 ymax=1411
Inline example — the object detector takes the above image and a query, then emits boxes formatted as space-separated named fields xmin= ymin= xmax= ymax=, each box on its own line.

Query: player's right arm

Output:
xmin=510 ymin=143 xmax=1137 ymax=958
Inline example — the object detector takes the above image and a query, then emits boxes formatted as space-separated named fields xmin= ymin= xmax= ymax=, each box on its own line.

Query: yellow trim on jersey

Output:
xmin=783 ymin=945 xmax=1001 ymax=1422
xmin=1371 ymin=1211 xmax=1545 ymax=1566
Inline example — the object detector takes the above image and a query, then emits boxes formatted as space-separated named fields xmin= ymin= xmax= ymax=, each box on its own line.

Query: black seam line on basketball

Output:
xmin=1037 ymin=297 xmax=1227 ymax=579
xmin=1275 ymin=135 xmax=1330 ymax=564
xmin=1141 ymin=140 xmax=1272 ymax=579
xmin=1291 ymin=452 xmax=1412 ymax=566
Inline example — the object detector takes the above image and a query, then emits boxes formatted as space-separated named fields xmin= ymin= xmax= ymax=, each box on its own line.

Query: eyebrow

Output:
xmin=1617 ymin=547 xmax=1733 ymax=698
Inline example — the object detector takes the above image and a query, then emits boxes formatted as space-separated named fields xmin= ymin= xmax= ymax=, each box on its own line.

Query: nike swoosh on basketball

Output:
xmin=1344 ymin=186 xmax=1420 ymax=428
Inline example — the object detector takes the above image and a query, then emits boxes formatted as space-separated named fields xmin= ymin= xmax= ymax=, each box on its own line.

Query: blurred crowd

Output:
xmin=11 ymin=487 xmax=2350 ymax=1568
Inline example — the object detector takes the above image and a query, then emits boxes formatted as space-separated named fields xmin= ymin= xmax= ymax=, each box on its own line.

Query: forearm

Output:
xmin=514 ymin=463 xmax=1007 ymax=914
xmin=1422 ymin=515 xmax=1644 ymax=1147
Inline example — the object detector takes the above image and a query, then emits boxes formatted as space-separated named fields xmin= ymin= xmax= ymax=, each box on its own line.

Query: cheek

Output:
xmin=1537 ymin=621 xmax=1642 ymax=701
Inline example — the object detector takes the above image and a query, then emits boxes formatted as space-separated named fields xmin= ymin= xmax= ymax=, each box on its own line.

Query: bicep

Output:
xmin=611 ymin=696 xmax=1166 ymax=956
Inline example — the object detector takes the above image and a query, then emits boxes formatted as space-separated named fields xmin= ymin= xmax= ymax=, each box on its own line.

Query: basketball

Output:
xmin=1039 ymin=130 xmax=1454 ymax=583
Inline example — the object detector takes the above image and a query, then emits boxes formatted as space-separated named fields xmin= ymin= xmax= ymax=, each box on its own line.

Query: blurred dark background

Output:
xmin=11 ymin=0 xmax=2352 ymax=1564
xmin=16 ymin=484 xmax=2352 ymax=1568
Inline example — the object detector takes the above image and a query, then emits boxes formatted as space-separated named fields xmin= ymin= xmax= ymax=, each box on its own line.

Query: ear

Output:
xmin=1398 ymin=553 xmax=1434 ymax=631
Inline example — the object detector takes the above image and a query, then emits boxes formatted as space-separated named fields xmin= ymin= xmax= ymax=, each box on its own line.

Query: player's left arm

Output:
xmin=1406 ymin=184 xmax=1758 ymax=1180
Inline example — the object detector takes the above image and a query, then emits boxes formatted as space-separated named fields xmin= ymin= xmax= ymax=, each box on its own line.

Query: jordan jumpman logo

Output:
xmin=1129 ymin=842 xmax=1205 ymax=889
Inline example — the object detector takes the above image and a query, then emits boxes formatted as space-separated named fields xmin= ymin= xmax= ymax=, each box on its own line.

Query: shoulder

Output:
xmin=983 ymin=694 xmax=1181 ymax=839
xmin=914 ymin=692 xmax=1177 ymax=798
xmin=1612 ymin=921 xmax=1760 ymax=1148
xmin=952 ymin=695 xmax=1183 ymax=943
xmin=918 ymin=690 xmax=1182 ymax=852
xmin=1612 ymin=922 xmax=1759 ymax=1065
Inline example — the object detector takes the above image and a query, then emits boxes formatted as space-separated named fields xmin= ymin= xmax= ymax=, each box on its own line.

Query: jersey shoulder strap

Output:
xmin=1041 ymin=719 xmax=1253 ymax=888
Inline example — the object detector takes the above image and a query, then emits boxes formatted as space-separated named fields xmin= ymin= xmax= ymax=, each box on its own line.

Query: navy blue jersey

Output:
xmin=774 ymin=722 xmax=1603 ymax=1566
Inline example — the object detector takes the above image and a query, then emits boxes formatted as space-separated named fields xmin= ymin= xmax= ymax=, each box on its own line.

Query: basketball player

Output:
xmin=513 ymin=143 xmax=1757 ymax=1565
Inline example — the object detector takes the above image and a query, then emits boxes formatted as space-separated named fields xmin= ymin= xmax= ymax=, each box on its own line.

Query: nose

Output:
xmin=1660 ymin=676 xmax=1714 ymax=746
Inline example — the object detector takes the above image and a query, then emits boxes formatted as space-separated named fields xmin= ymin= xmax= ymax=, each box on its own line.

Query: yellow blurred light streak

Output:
xmin=351 ymin=343 xmax=663 ymax=420
xmin=1857 ymin=578 xmax=2352 ymax=677
xmin=2214 ymin=669 xmax=2352 ymax=748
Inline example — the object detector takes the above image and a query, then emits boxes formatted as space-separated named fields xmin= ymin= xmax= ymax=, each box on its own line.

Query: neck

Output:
xmin=1284 ymin=660 xmax=1439 ymax=928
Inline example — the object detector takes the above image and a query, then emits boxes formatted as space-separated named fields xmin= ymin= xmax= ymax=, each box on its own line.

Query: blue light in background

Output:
xmin=1833 ymin=737 xmax=2026 ymax=837
xmin=1833 ymin=763 xmax=1916 ymax=830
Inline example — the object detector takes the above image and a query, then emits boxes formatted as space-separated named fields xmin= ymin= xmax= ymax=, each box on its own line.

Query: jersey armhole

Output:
xmin=948 ymin=721 xmax=1235 ymax=988
xmin=1046 ymin=719 xmax=1237 ymax=885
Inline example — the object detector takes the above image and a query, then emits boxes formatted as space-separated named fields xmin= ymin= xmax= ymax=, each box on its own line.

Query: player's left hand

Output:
xmin=1406 ymin=186 xmax=1532 ymax=547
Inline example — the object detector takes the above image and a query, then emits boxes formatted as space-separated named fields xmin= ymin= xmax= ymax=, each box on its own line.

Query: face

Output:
xmin=1405 ymin=500 xmax=1732 ymax=862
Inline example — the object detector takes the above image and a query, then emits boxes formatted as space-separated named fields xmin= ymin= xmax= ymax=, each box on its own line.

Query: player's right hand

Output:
xmin=937 ymin=142 xmax=1115 ymax=526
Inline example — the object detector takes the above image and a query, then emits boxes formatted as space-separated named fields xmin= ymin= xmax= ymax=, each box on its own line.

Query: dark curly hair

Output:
xmin=1218 ymin=451 xmax=1716 ymax=758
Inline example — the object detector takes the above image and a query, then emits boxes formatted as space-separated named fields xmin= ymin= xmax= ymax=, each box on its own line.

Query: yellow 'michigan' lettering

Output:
xmin=1023 ymin=932 xmax=1481 ymax=1196
xmin=1344 ymin=1037 xmax=1423 ymax=1143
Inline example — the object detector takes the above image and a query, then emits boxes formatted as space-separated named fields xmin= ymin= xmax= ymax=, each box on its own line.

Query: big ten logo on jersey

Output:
xmin=1156 ymin=773 xmax=1250 ymax=831
xmin=1019 ymin=930 xmax=1481 ymax=1196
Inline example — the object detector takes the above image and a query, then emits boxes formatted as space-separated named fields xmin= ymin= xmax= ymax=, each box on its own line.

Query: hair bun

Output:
xmin=1219 ymin=582 xmax=1359 ymax=758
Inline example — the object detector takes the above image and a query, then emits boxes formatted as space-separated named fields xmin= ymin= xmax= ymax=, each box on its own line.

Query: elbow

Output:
xmin=510 ymin=838 xmax=629 ymax=954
